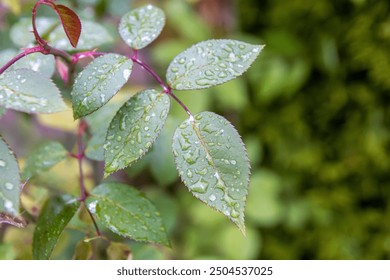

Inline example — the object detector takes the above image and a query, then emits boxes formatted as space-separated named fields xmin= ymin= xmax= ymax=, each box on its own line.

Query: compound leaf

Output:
xmin=119 ymin=5 xmax=165 ymax=50
xmin=104 ymin=89 xmax=170 ymax=177
xmin=0 ymin=69 xmax=67 ymax=114
xmin=86 ymin=183 xmax=169 ymax=246
xmin=172 ymin=112 xmax=250 ymax=234
xmin=167 ymin=39 xmax=264 ymax=90
xmin=33 ymin=195 xmax=80 ymax=260
xmin=22 ymin=141 xmax=68 ymax=180
xmin=71 ymin=53 xmax=133 ymax=119
xmin=0 ymin=137 xmax=20 ymax=216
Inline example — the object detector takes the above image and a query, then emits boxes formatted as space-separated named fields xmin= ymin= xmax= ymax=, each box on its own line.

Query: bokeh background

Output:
xmin=1 ymin=0 xmax=390 ymax=259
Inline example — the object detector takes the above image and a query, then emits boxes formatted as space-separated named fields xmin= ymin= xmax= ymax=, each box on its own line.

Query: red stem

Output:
xmin=0 ymin=46 xmax=43 ymax=75
xmin=130 ymin=52 xmax=193 ymax=117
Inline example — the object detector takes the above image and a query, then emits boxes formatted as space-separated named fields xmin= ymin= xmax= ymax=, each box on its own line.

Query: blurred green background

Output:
xmin=1 ymin=0 xmax=390 ymax=259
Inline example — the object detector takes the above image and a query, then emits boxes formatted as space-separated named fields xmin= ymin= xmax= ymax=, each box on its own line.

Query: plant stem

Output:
xmin=0 ymin=46 xmax=43 ymax=75
xmin=77 ymin=120 xmax=87 ymax=201
xmin=131 ymin=53 xmax=193 ymax=117
xmin=75 ymin=120 xmax=102 ymax=238
xmin=131 ymin=55 xmax=169 ymax=93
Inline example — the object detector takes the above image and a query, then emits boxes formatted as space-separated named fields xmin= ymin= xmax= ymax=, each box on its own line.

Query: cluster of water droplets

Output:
xmin=168 ymin=39 xmax=262 ymax=90
xmin=0 ymin=70 xmax=54 ymax=113
xmin=104 ymin=90 xmax=170 ymax=175
xmin=119 ymin=5 xmax=165 ymax=50
xmin=73 ymin=54 xmax=132 ymax=118
xmin=173 ymin=111 xmax=248 ymax=223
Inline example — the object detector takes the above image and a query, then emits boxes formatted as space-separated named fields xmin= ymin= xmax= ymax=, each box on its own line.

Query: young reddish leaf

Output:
xmin=54 ymin=4 xmax=82 ymax=48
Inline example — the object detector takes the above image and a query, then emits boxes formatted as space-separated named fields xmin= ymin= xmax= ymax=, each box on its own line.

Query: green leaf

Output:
xmin=54 ymin=4 xmax=82 ymax=48
xmin=167 ymin=39 xmax=264 ymax=90
xmin=0 ymin=69 xmax=67 ymax=114
xmin=85 ymin=101 xmax=124 ymax=161
xmin=33 ymin=195 xmax=80 ymax=260
xmin=10 ymin=17 xmax=57 ymax=47
xmin=119 ymin=5 xmax=165 ymax=50
xmin=49 ymin=20 xmax=113 ymax=51
xmin=86 ymin=183 xmax=169 ymax=246
xmin=22 ymin=141 xmax=68 ymax=180
xmin=104 ymin=89 xmax=170 ymax=177
xmin=0 ymin=137 xmax=21 ymax=216
xmin=0 ymin=49 xmax=55 ymax=78
xmin=172 ymin=112 xmax=250 ymax=234
xmin=71 ymin=54 xmax=133 ymax=119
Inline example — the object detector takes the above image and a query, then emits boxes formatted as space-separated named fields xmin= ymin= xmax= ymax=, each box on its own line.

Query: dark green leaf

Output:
xmin=104 ymin=89 xmax=170 ymax=177
xmin=119 ymin=5 xmax=165 ymax=50
xmin=71 ymin=54 xmax=133 ymax=119
xmin=33 ymin=195 xmax=80 ymax=260
xmin=86 ymin=183 xmax=169 ymax=246
xmin=167 ymin=39 xmax=264 ymax=90
xmin=0 ymin=69 xmax=67 ymax=114
xmin=0 ymin=137 xmax=20 ymax=216
xmin=22 ymin=141 xmax=68 ymax=180
xmin=172 ymin=112 xmax=250 ymax=234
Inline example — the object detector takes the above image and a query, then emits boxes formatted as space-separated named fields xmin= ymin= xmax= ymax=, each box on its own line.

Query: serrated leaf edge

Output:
xmin=172 ymin=112 xmax=251 ymax=235
xmin=87 ymin=191 xmax=170 ymax=246
xmin=103 ymin=91 xmax=170 ymax=178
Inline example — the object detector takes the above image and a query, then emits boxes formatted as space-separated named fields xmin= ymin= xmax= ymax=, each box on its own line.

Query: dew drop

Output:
xmin=189 ymin=179 xmax=209 ymax=194
xmin=187 ymin=169 xmax=193 ymax=178
xmin=209 ymin=194 xmax=216 ymax=202
xmin=230 ymin=160 xmax=237 ymax=165
xmin=230 ymin=209 xmax=240 ymax=218
xmin=123 ymin=69 xmax=132 ymax=80
xmin=0 ymin=160 xmax=6 ymax=167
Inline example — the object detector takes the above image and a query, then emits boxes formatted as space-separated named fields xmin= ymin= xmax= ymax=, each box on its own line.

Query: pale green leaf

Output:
xmin=0 ymin=69 xmax=67 ymax=114
xmin=33 ymin=195 xmax=80 ymax=260
xmin=71 ymin=53 xmax=133 ymax=119
xmin=172 ymin=112 xmax=250 ymax=234
xmin=0 ymin=137 xmax=20 ymax=216
xmin=10 ymin=17 xmax=57 ymax=47
xmin=85 ymin=101 xmax=124 ymax=161
xmin=119 ymin=5 xmax=165 ymax=50
xmin=22 ymin=141 xmax=68 ymax=180
xmin=49 ymin=20 xmax=113 ymax=51
xmin=86 ymin=183 xmax=169 ymax=246
xmin=167 ymin=39 xmax=264 ymax=90
xmin=104 ymin=89 xmax=170 ymax=177
xmin=0 ymin=49 xmax=55 ymax=77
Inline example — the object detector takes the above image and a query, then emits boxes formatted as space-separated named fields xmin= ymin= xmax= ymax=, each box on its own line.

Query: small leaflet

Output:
xmin=172 ymin=112 xmax=250 ymax=234
xmin=119 ymin=5 xmax=165 ymax=50
xmin=167 ymin=39 xmax=264 ymax=90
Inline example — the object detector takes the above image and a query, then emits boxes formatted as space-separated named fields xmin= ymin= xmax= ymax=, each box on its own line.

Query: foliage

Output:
xmin=1 ymin=0 xmax=389 ymax=260
xmin=0 ymin=0 xmax=262 ymax=259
